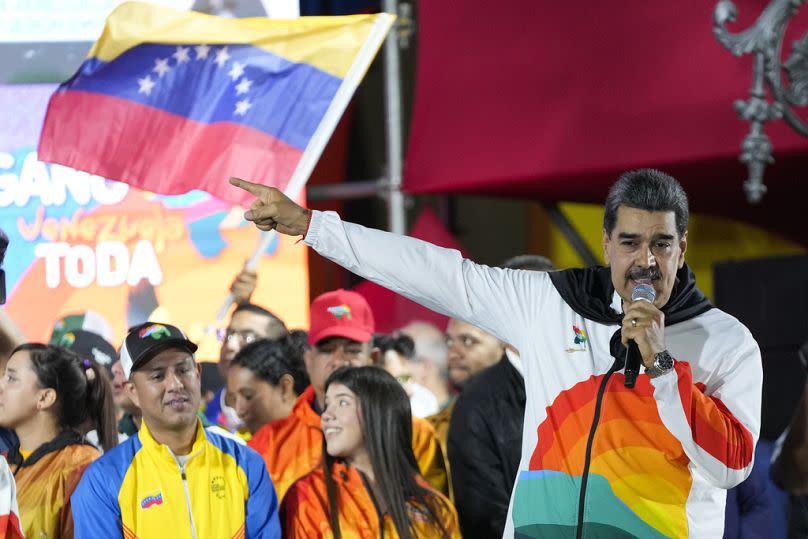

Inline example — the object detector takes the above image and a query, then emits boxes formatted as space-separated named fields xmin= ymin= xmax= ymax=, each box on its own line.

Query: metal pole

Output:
xmin=382 ymin=0 xmax=406 ymax=235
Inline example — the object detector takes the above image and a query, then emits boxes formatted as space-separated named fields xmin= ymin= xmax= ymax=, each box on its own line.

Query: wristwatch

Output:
xmin=646 ymin=350 xmax=674 ymax=378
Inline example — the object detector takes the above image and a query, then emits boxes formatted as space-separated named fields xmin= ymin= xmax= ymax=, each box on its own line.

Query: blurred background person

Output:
xmin=249 ymin=289 xmax=447 ymax=502
xmin=284 ymin=366 xmax=459 ymax=538
xmin=227 ymin=336 xmax=309 ymax=436
xmin=110 ymin=358 xmax=141 ymax=442
xmin=397 ymin=321 xmax=450 ymax=411
xmin=374 ymin=333 xmax=439 ymax=418
xmin=206 ymin=299 xmax=288 ymax=433
xmin=49 ymin=311 xmax=114 ymax=348
xmin=425 ymin=317 xmax=506 ymax=499
xmin=448 ymin=253 xmax=555 ymax=538
xmin=0 ymin=343 xmax=115 ymax=538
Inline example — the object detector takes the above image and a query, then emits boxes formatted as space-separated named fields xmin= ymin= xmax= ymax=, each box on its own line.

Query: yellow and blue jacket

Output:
xmin=71 ymin=419 xmax=280 ymax=538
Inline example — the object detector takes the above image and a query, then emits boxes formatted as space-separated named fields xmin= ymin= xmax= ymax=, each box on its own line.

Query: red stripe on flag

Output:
xmin=675 ymin=362 xmax=754 ymax=469
xmin=38 ymin=90 xmax=303 ymax=207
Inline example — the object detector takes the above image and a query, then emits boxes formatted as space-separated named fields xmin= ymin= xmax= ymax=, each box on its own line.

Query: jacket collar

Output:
xmin=138 ymin=418 xmax=207 ymax=464
xmin=292 ymin=386 xmax=323 ymax=429
xmin=547 ymin=263 xmax=712 ymax=326
xmin=9 ymin=429 xmax=92 ymax=469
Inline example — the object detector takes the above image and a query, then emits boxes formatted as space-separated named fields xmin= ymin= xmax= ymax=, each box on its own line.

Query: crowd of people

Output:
xmin=0 ymin=168 xmax=798 ymax=538
xmin=0 ymin=253 xmax=547 ymax=537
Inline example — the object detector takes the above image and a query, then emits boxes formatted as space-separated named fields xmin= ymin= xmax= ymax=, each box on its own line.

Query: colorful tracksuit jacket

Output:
xmin=0 ymin=456 xmax=26 ymax=539
xmin=8 ymin=431 xmax=98 ymax=539
xmin=302 ymin=210 xmax=762 ymax=538
xmin=248 ymin=385 xmax=448 ymax=503
xmin=284 ymin=460 xmax=460 ymax=538
xmin=71 ymin=419 xmax=280 ymax=538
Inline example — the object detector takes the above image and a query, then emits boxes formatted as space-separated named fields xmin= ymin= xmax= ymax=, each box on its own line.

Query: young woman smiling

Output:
xmin=0 ymin=343 xmax=115 ymax=538
xmin=284 ymin=366 xmax=459 ymax=538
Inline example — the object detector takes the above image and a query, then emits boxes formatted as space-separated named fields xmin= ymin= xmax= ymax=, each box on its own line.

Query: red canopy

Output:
xmin=404 ymin=0 xmax=808 ymax=243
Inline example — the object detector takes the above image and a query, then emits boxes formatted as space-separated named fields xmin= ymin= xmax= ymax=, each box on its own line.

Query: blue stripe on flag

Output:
xmin=64 ymin=43 xmax=342 ymax=150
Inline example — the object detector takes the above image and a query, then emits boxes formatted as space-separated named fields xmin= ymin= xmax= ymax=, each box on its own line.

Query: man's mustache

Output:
xmin=626 ymin=267 xmax=661 ymax=281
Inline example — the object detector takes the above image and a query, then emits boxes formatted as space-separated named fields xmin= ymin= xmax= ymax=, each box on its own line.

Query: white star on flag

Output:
xmin=214 ymin=47 xmax=230 ymax=67
xmin=234 ymin=99 xmax=252 ymax=116
xmin=235 ymin=78 xmax=253 ymax=95
xmin=137 ymin=76 xmax=156 ymax=95
xmin=153 ymin=58 xmax=171 ymax=77
xmin=195 ymin=44 xmax=210 ymax=60
xmin=173 ymin=46 xmax=190 ymax=64
xmin=228 ymin=62 xmax=245 ymax=81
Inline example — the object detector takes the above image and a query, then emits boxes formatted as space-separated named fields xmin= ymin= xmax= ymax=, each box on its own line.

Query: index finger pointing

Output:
xmin=229 ymin=177 xmax=267 ymax=196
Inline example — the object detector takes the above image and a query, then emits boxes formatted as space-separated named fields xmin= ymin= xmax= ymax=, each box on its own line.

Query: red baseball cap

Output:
xmin=308 ymin=289 xmax=375 ymax=346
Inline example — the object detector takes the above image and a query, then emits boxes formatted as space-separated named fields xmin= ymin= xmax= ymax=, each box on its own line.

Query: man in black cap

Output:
xmin=72 ymin=321 xmax=279 ymax=538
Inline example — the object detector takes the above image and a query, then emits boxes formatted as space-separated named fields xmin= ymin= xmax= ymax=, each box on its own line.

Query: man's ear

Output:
xmin=303 ymin=348 xmax=314 ymax=377
xmin=370 ymin=347 xmax=381 ymax=366
xmin=125 ymin=378 xmax=140 ymax=409
xmin=678 ymin=230 xmax=688 ymax=269
xmin=602 ymin=228 xmax=612 ymax=266
xmin=279 ymin=374 xmax=296 ymax=401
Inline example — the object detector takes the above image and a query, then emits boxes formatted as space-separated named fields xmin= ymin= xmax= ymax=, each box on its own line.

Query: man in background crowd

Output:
xmin=249 ymin=289 xmax=448 ymax=502
xmin=449 ymin=254 xmax=555 ymax=538
xmin=72 ymin=322 xmax=279 ymax=538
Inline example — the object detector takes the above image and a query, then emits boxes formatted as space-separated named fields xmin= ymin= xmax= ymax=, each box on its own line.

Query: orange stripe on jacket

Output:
xmin=675 ymin=364 xmax=754 ymax=469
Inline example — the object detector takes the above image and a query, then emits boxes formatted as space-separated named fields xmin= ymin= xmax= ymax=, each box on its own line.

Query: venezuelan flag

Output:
xmin=38 ymin=2 xmax=394 ymax=206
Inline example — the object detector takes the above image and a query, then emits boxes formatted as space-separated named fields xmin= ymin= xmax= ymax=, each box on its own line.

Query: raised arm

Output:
xmin=230 ymin=178 xmax=550 ymax=346
xmin=230 ymin=178 xmax=552 ymax=346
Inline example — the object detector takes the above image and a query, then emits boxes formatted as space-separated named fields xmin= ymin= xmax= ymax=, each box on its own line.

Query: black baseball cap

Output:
xmin=120 ymin=322 xmax=197 ymax=378
xmin=55 ymin=329 xmax=116 ymax=371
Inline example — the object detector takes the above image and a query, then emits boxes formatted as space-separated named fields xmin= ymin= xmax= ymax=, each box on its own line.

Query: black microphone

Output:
xmin=624 ymin=284 xmax=656 ymax=388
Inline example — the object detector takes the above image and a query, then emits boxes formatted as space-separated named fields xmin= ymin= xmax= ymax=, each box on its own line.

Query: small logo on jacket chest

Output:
xmin=140 ymin=492 xmax=163 ymax=509
xmin=211 ymin=475 xmax=226 ymax=499
xmin=565 ymin=325 xmax=588 ymax=353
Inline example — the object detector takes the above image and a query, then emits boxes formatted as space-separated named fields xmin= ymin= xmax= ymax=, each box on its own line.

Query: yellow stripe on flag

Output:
xmin=89 ymin=1 xmax=394 ymax=79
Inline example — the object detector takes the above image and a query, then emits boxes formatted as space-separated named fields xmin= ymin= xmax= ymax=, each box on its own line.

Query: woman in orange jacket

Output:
xmin=284 ymin=366 xmax=460 ymax=538
xmin=0 ymin=343 xmax=116 ymax=539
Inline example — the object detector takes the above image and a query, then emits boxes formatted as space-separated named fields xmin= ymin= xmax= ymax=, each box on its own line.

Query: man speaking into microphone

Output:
xmin=231 ymin=169 xmax=761 ymax=538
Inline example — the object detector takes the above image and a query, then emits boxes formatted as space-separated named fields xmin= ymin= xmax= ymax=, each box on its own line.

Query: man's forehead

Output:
xmin=142 ymin=349 xmax=194 ymax=370
xmin=229 ymin=310 xmax=271 ymax=330
xmin=446 ymin=319 xmax=483 ymax=335
xmin=613 ymin=207 xmax=678 ymax=232
xmin=315 ymin=336 xmax=364 ymax=347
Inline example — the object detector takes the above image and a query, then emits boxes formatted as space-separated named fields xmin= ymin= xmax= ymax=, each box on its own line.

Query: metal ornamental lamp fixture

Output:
xmin=713 ymin=0 xmax=808 ymax=203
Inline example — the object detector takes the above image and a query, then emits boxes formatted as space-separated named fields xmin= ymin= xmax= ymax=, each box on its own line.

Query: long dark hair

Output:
xmin=232 ymin=336 xmax=309 ymax=394
xmin=11 ymin=343 xmax=117 ymax=452
xmin=323 ymin=366 xmax=451 ymax=539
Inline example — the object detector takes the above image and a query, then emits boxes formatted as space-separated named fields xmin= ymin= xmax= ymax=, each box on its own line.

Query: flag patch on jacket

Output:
xmin=140 ymin=492 xmax=163 ymax=510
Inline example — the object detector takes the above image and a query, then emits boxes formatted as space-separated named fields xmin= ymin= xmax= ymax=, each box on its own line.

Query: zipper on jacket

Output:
xmin=360 ymin=472 xmax=385 ymax=539
xmin=180 ymin=468 xmax=197 ymax=539
xmin=575 ymin=359 xmax=620 ymax=539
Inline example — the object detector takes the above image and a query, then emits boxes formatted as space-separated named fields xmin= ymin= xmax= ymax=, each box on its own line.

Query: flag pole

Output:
xmin=215 ymin=13 xmax=396 ymax=322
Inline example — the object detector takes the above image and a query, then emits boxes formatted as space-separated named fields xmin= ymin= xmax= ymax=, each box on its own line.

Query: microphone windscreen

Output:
xmin=631 ymin=283 xmax=656 ymax=303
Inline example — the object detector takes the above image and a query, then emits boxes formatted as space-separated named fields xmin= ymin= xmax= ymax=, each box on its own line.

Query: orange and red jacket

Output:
xmin=8 ymin=431 xmax=98 ymax=539
xmin=283 ymin=460 xmax=460 ymax=538
xmin=248 ymin=386 xmax=448 ymax=502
